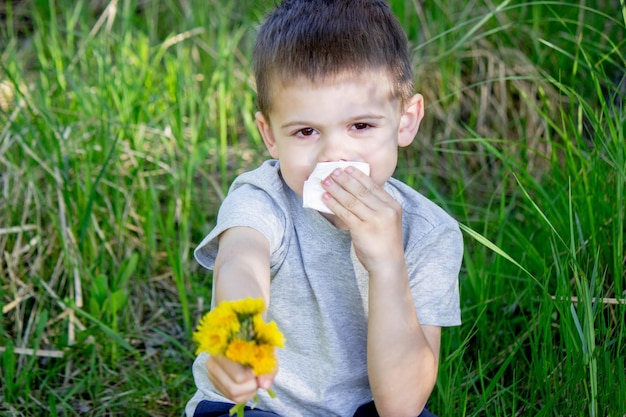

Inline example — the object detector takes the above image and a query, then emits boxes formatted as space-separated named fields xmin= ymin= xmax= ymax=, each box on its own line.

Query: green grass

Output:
xmin=1 ymin=0 xmax=625 ymax=416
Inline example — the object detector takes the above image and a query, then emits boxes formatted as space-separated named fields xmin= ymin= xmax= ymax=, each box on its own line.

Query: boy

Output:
xmin=186 ymin=0 xmax=462 ymax=416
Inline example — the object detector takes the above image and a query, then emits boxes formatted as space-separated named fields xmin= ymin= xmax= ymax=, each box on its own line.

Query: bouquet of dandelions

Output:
xmin=193 ymin=297 xmax=285 ymax=417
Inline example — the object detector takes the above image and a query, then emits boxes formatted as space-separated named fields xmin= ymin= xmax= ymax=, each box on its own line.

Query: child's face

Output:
xmin=256 ymin=70 xmax=423 ymax=198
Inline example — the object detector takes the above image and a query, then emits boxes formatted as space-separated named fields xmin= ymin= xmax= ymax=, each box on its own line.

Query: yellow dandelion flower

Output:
xmin=206 ymin=305 xmax=241 ymax=334
xmin=250 ymin=344 xmax=278 ymax=376
xmin=193 ymin=325 xmax=231 ymax=355
xmin=193 ymin=306 xmax=240 ymax=355
xmin=253 ymin=315 xmax=285 ymax=348
xmin=225 ymin=338 xmax=257 ymax=365
xmin=229 ymin=297 xmax=266 ymax=316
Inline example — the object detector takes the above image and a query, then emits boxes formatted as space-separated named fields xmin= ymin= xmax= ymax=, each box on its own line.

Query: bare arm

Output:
xmin=213 ymin=226 xmax=271 ymax=305
xmin=205 ymin=226 xmax=274 ymax=403
xmin=322 ymin=167 xmax=440 ymax=417
xmin=367 ymin=262 xmax=441 ymax=416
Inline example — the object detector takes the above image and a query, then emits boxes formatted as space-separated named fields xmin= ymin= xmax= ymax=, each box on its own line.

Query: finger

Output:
xmin=321 ymin=179 xmax=362 ymax=223
xmin=342 ymin=166 xmax=395 ymax=206
xmin=206 ymin=355 xmax=258 ymax=403
xmin=256 ymin=372 xmax=276 ymax=391
xmin=322 ymin=169 xmax=383 ymax=218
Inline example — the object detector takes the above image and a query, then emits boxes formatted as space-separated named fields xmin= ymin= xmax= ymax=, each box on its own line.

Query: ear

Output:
xmin=255 ymin=111 xmax=279 ymax=159
xmin=397 ymin=94 xmax=424 ymax=147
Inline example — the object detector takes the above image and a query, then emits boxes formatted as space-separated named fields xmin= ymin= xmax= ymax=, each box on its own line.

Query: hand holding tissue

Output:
xmin=302 ymin=161 xmax=370 ymax=214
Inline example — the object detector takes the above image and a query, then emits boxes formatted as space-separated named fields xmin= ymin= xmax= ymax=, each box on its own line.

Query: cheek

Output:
xmin=367 ymin=147 xmax=398 ymax=185
xmin=279 ymin=160 xmax=315 ymax=196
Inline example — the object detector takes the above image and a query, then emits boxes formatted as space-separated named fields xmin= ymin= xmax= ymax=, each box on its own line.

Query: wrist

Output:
xmin=366 ymin=258 xmax=407 ymax=281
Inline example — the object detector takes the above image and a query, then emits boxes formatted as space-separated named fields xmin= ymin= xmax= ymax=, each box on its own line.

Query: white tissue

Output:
xmin=302 ymin=161 xmax=370 ymax=214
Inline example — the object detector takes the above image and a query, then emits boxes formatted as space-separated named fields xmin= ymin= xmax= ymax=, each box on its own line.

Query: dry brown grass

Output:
xmin=401 ymin=40 xmax=564 ymax=203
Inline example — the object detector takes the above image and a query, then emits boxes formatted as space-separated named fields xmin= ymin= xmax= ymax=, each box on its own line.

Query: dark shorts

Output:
xmin=193 ymin=400 xmax=438 ymax=417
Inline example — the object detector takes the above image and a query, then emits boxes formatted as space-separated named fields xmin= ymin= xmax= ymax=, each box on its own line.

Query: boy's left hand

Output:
xmin=321 ymin=167 xmax=404 ymax=275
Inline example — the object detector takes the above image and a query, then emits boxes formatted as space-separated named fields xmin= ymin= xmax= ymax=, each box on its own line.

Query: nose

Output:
xmin=318 ymin=132 xmax=353 ymax=162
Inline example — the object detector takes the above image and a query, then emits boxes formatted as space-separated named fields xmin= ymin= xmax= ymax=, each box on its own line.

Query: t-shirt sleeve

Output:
xmin=194 ymin=184 xmax=287 ymax=273
xmin=407 ymin=222 xmax=463 ymax=327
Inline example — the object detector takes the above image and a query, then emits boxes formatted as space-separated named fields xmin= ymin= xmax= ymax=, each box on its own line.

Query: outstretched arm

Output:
xmin=212 ymin=226 xmax=271 ymax=305
xmin=205 ymin=226 xmax=274 ymax=404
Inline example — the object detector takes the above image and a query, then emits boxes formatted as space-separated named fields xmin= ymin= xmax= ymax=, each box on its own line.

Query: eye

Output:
xmin=352 ymin=123 xmax=372 ymax=130
xmin=295 ymin=127 xmax=318 ymax=137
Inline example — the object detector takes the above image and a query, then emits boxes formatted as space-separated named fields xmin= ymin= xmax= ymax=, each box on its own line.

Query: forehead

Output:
xmin=266 ymin=69 xmax=399 ymax=114
xmin=277 ymin=67 xmax=392 ymax=91
xmin=267 ymin=71 xmax=402 ymax=125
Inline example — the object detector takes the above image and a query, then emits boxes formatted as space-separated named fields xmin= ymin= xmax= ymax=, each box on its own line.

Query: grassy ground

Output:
xmin=1 ymin=0 xmax=624 ymax=416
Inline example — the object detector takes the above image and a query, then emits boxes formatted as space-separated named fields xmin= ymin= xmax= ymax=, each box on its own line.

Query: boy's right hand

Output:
xmin=206 ymin=355 xmax=276 ymax=404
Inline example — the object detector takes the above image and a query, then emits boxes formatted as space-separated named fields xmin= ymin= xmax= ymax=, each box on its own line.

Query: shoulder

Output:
xmin=229 ymin=160 xmax=286 ymax=195
xmin=386 ymin=178 xmax=459 ymax=233
xmin=222 ymin=159 xmax=297 ymax=234
xmin=195 ymin=160 xmax=294 ymax=271
xmin=222 ymin=160 xmax=295 ymax=217
xmin=386 ymin=178 xmax=463 ymax=260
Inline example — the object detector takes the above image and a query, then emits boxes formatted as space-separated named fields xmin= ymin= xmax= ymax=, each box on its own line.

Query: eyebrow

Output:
xmin=280 ymin=114 xmax=386 ymax=130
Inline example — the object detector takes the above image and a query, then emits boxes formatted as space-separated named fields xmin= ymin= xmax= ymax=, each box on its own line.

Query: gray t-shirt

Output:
xmin=186 ymin=160 xmax=462 ymax=417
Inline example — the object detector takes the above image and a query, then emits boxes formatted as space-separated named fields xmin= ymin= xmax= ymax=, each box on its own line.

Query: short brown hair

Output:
xmin=253 ymin=0 xmax=414 ymax=118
